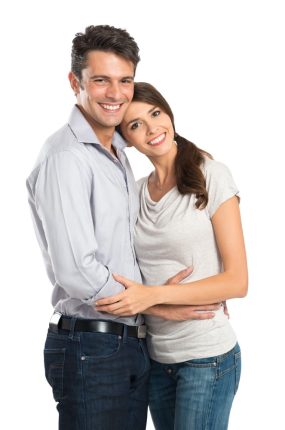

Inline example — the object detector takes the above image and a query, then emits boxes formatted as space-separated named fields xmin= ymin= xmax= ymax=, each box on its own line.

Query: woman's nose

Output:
xmin=146 ymin=124 xmax=159 ymax=135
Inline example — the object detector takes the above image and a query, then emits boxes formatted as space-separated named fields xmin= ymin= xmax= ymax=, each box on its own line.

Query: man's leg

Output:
xmin=81 ymin=331 xmax=150 ymax=430
xmin=44 ymin=327 xmax=86 ymax=430
xmin=44 ymin=326 xmax=150 ymax=430
xmin=126 ymin=338 xmax=150 ymax=430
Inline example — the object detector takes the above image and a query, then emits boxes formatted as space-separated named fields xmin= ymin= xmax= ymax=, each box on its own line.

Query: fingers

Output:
xmin=112 ymin=273 xmax=129 ymax=287
xmin=112 ymin=274 xmax=139 ymax=290
xmin=194 ymin=312 xmax=215 ymax=320
xmin=95 ymin=302 xmax=135 ymax=316
xmin=95 ymin=292 xmax=124 ymax=306
xmin=166 ymin=267 xmax=193 ymax=285
xmin=178 ymin=310 xmax=216 ymax=320
xmin=222 ymin=301 xmax=230 ymax=318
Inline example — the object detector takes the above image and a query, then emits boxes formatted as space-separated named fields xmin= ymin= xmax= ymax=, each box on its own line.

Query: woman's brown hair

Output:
xmin=126 ymin=82 xmax=212 ymax=209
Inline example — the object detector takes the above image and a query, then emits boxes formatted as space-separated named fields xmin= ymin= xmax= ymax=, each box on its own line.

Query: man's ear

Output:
xmin=68 ymin=71 xmax=80 ymax=96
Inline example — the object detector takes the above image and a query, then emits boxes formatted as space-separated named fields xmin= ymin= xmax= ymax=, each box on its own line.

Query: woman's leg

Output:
xmin=148 ymin=359 xmax=177 ymax=430
xmin=174 ymin=344 xmax=241 ymax=430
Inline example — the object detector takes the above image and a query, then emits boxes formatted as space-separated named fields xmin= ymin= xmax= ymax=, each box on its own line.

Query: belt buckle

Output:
xmin=137 ymin=325 xmax=146 ymax=338
xmin=49 ymin=312 xmax=62 ymax=332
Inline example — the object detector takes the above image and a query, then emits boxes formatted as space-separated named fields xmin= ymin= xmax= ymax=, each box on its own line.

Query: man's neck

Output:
xmin=76 ymin=105 xmax=115 ymax=152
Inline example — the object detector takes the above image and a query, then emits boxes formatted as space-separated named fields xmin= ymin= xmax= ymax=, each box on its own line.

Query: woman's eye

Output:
xmin=130 ymin=122 xmax=140 ymax=130
xmin=152 ymin=110 xmax=161 ymax=117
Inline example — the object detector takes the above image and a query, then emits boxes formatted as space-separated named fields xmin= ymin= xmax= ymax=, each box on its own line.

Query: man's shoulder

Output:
xmin=27 ymin=123 xmax=85 ymax=185
xmin=38 ymin=123 xmax=77 ymax=162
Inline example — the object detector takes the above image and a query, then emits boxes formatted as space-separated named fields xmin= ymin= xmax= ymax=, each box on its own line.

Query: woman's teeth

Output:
xmin=148 ymin=133 xmax=165 ymax=145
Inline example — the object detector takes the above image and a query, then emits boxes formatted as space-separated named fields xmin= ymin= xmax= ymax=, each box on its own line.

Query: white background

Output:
xmin=1 ymin=0 xmax=284 ymax=428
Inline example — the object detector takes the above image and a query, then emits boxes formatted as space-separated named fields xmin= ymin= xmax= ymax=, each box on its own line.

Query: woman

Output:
xmin=96 ymin=82 xmax=248 ymax=430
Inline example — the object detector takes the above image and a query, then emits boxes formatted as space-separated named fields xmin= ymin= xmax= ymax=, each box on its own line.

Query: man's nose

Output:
xmin=105 ymin=82 xmax=121 ymax=99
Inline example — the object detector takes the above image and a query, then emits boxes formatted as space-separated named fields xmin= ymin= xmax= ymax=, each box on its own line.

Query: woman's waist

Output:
xmin=145 ymin=308 xmax=233 ymax=337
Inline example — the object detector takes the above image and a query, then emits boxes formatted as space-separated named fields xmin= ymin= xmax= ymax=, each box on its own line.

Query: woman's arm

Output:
xmin=144 ymin=303 xmax=223 ymax=320
xmin=142 ymin=268 xmax=224 ymax=321
xmin=95 ymin=196 xmax=248 ymax=315
xmin=158 ymin=195 xmax=248 ymax=305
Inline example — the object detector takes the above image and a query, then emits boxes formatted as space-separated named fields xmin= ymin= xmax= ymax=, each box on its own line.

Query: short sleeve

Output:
xmin=136 ymin=176 xmax=148 ymax=194
xmin=203 ymin=159 xmax=239 ymax=218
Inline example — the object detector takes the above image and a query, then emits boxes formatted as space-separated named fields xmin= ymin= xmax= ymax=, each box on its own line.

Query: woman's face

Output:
xmin=120 ymin=101 xmax=175 ymax=158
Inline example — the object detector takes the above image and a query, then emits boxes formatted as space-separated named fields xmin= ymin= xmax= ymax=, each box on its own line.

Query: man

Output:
xmin=27 ymin=25 xmax=220 ymax=430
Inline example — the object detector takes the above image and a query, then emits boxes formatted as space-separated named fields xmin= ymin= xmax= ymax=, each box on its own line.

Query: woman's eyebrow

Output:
xmin=126 ymin=106 xmax=158 ymax=127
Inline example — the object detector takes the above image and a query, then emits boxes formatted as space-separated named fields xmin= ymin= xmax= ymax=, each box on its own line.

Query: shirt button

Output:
xmin=167 ymin=368 xmax=173 ymax=374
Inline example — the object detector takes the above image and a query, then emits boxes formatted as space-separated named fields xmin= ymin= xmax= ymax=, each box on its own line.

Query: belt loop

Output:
xmin=68 ymin=317 xmax=77 ymax=340
xmin=123 ymin=324 xmax=128 ymax=343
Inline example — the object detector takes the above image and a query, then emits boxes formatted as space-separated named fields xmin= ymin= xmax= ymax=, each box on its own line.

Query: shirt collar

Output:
xmin=68 ymin=105 xmax=127 ymax=151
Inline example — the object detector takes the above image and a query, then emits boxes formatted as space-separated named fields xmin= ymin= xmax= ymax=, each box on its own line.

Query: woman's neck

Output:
xmin=147 ymin=146 xmax=177 ymax=199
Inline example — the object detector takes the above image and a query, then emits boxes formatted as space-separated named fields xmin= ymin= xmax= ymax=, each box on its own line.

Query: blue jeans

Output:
xmin=44 ymin=324 xmax=150 ymax=430
xmin=149 ymin=343 xmax=241 ymax=430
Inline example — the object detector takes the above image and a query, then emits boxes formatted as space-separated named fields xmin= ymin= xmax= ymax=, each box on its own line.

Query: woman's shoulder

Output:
xmin=202 ymin=156 xmax=232 ymax=177
xmin=136 ymin=176 xmax=149 ymax=193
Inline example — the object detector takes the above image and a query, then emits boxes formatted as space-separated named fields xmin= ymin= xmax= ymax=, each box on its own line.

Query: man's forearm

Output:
xmin=143 ymin=304 xmax=219 ymax=321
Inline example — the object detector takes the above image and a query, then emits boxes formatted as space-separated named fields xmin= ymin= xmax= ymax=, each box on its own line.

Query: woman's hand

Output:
xmin=94 ymin=274 xmax=157 ymax=316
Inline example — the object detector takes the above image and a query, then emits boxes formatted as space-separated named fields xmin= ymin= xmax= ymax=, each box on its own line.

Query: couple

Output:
xmin=27 ymin=25 xmax=248 ymax=430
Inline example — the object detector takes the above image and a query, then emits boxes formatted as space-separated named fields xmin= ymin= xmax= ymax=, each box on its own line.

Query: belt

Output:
xmin=49 ymin=314 xmax=146 ymax=339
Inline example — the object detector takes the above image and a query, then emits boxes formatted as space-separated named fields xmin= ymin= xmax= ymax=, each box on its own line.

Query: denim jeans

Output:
xmin=44 ymin=323 xmax=150 ymax=430
xmin=149 ymin=343 xmax=241 ymax=430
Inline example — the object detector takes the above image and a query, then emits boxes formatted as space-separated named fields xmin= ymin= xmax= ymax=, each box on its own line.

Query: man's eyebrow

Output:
xmin=89 ymin=75 xmax=134 ymax=80
xmin=126 ymin=106 xmax=157 ymax=127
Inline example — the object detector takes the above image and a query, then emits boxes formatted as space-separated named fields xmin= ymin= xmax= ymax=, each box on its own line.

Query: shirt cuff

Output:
xmin=83 ymin=272 xmax=125 ymax=305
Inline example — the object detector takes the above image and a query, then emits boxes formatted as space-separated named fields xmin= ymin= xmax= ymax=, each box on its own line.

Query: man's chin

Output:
xmin=101 ymin=117 xmax=124 ymax=128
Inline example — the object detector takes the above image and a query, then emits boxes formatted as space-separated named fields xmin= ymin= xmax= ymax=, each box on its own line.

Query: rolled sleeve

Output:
xmin=35 ymin=150 xmax=124 ymax=302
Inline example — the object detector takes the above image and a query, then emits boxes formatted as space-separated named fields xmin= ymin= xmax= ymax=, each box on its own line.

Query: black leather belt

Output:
xmin=49 ymin=314 xmax=146 ymax=339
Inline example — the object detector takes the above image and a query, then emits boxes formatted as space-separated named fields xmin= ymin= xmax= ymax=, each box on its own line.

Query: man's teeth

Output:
xmin=101 ymin=104 xmax=120 ymax=111
xmin=148 ymin=133 xmax=165 ymax=145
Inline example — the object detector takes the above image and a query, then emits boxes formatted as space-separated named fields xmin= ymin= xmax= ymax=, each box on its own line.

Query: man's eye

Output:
xmin=93 ymin=79 xmax=106 ymax=84
xmin=122 ymin=79 xmax=133 ymax=84
xmin=152 ymin=110 xmax=160 ymax=117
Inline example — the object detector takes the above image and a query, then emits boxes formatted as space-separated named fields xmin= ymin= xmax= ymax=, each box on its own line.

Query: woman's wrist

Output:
xmin=151 ymin=285 xmax=166 ymax=306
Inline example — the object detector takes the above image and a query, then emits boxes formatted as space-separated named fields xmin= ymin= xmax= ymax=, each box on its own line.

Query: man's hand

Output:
xmin=95 ymin=268 xmax=230 ymax=318
xmin=144 ymin=303 xmax=222 ymax=320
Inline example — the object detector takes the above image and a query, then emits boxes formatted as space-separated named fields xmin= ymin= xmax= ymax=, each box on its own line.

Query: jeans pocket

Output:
xmin=44 ymin=348 xmax=65 ymax=401
xmin=234 ymin=350 xmax=241 ymax=394
xmin=184 ymin=357 xmax=217 ymax=369
xmin=80 ymin=332 xmax=122 ymax=360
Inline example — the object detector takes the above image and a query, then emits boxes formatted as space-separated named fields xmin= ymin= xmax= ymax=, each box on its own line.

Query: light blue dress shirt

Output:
xmin=27 ymin=106 xmax=143 ymax=325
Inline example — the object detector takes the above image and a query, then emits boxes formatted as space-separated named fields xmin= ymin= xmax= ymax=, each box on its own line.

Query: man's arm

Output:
xmin=33 ymin=150 xmax=124 ymax=304
xmin=143 ymin=268 xmax=224 ymax=321
xmin=144 ymin=303 xmax=221 ymax=320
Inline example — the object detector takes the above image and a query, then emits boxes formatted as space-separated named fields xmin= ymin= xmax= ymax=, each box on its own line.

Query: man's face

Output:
xmin=70 ymin=51 xmax=135 ymax=131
